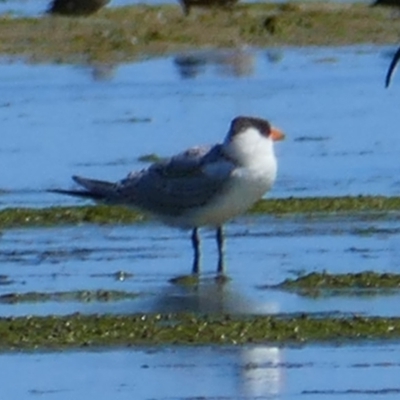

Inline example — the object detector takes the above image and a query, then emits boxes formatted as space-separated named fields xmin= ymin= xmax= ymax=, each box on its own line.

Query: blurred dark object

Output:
xmin=174 ymin=48 xmax=254 ymax=79
xmin=47 ymin=0 xmax=110 ymax=16
xmin=90 ymin=63 xmax=116 ymax=81
xmin=386 ymin=47 xmax=400 ymax=88
xmin=179 ymin=0 xmax=238 ymax=15
xmin=263 ymin=15 xmax=279 ymax=34
xmin=371 ymin=0 xmax=400 ymax=7
xmin=174 ymin=54 xmax=207 ymax=78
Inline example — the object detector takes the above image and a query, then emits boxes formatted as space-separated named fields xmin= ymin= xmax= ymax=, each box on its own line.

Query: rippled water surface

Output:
xmin=1 ymin=213 xmax=400 ymax=317
xmin=2 ymin=344 xmax=400 ymax=399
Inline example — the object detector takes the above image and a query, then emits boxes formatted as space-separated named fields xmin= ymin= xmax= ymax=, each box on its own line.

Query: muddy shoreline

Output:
xmin=2 ymin=3 xmax=399 ymax=63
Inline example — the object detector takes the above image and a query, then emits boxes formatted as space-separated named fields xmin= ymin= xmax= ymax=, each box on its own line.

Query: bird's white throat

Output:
xmin=224 ymin=126 xmax=277 ymax=175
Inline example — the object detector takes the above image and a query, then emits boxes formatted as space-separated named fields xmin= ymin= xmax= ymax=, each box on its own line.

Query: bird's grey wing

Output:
xmin=116 ymin=145 xmax=235 ymax=216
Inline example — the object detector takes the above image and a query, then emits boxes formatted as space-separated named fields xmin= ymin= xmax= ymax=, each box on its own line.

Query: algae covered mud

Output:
xmin=3 ymin=270 xmax=400 ymax=348
xmin=1 ymin=195 xmax=400 ymax=228
xmin=2 ymin=312 xmax=400 ymax=350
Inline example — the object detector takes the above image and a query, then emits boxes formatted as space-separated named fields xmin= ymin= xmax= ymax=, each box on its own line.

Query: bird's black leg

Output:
xmin=216 ymin=226 xmax=225 ymax=275
xmin=191 ymin=228 xmax=200 ymax=274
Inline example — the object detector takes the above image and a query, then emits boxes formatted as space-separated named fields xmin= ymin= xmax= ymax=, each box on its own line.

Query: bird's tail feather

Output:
xmin=49 ymin=175 xmax=117 ymax=201
xmin=73 ymin=175 xmax=116 ymax=196
xmin=48 ymin=188 xmax=106 ymax=200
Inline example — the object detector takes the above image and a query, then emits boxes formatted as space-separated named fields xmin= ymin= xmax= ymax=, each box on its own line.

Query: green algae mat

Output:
xmin=1 ymin=195 xmax=400 ymax=228
xmin=3 ymin=271 xmax=400 ymax=350
xmin=277 ymin=271 xmax=400 ymax=290
xmin=1 ymin=313 xmax=400 ymax=350
xmin=270 ymin=271 xmax=400 ymax=297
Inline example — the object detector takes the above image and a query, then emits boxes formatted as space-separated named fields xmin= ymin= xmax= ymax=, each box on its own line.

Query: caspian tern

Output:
xmin=51 ymin=116 xmax=284 ymax=275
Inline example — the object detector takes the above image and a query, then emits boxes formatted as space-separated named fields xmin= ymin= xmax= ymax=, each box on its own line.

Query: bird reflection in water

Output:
xmin=174 ymin=48 xmax=255 ymax=79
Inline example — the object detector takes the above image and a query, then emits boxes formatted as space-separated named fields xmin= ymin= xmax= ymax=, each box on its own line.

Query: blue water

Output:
xmin=1 ymin=344 xmax=400 ymax=399
xmin=1 ymin=46 xmax=400 ymax=317
xmin=1 ymin=46 xmax=399 ymax=209
xmin=1 ymin=213 xmax=400 ymax=317
xmin=1 ymin=45 xmax=400 ymax=400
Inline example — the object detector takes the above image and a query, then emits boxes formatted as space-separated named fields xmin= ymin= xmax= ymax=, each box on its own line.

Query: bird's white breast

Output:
xmin=159 ymin=125 xmax=278 ymax=228
xmin=177 ymin=153 xmax=277 ymax=228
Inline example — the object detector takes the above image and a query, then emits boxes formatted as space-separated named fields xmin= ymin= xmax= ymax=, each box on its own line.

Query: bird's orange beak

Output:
xmin=270 ymin=126 xmax=285 ymax=141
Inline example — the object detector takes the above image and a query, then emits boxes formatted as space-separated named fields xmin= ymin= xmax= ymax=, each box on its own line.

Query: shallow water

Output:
xmin=1 ymin=212 xmax=400 ymax=317
xmin=1 ymin=45 xmax=400 ymax=399
xmin=1 ymin=46 xmax=400 ymax=209
xmin=1 ymin=46 xmax=400 ymax=319
xmin=1 ymin=46 xmax=399 ymax=307
xmin=2 ymin=343 xmax=400 ymax=399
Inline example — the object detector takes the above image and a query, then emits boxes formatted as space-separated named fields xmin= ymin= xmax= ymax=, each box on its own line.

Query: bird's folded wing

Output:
xmin=117 ymin=145 xmax=235 ymax=216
